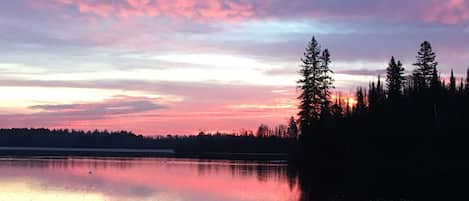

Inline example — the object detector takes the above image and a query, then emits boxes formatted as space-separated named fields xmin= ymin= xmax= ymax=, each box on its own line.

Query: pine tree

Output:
xmin=465 ymin=67 xmax=469 ymax=93
xmin=368 ymin=76 xmax=385 ymax=114
xmin=355 ymin=87 xmax=367 ymax=116
xmin=430 ymin=66 xmax=440 ymax=97
xmin=331 ymin=96 xmax=343 ymax=120
xmin=297 ymin=36 xmax=322 ymax=134
xmin=376 ymin=75 xmax=385 ymax=107
xmin=459 ymin=78 xmax=464 ymax=94
xmin=386 ymin=56 xmax=405 ymax=102
xmin=450 ymin=69 xmax=456 ymax=95
xmin=429 ymin=65 xmax=441 ymax=125
xmin=319 ymin=49 xmax=334 ymax=121
xmin=413 ymin=41 xmax=438 ymax=90
xmin=287 ymin=116 xmax=299 ymax=139
xmin=297 ymin=36 xmax=333 ymax=134
xmin=368 ymin=81 xmax=377 ymax=112
xmin=256 ymin=124 xmax=270 ymax=138
xmin=345 ymin=98 xmax=351 ymax=117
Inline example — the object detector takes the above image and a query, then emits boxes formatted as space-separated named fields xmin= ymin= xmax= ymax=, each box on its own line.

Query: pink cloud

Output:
xmin=76 ymin=1 xmax=115 ymax=17
xmin=46 ymin=0 xmax=255 ymax=21
xmin=424 ymin=0 xmax=469 ymax=24
xmin=33 ymin=0 xmax=469 ymax=25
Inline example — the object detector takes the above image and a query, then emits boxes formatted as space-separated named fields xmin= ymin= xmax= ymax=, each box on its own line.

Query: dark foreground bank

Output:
xmin=290 ymin=129 xmax=469 ymax=201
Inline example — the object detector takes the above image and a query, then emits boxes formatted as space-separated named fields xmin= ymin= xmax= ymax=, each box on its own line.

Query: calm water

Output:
xmin=0 ymin=157 xmax=300 ymax=201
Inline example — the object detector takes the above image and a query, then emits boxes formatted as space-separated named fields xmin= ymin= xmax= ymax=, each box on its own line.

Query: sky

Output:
xmin=0 ymin=0 xmax=469 ymax=135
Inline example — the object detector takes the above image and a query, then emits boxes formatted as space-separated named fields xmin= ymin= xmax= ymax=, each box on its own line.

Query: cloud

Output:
xmin=0 ymin=98 xmax=167 ymax=129
xmin=423 ymin=0 xmax=469 ymax=24
xmin=264 ymin=67 xmax=297 ymax=76
xmin=29 ymin=99 xmax=167 ymax=117
xmin=336 ymin=69 xmax=387 ymax=76
xmin=0 ymin=79 xmax=292 ymax=104
xmin=29 ymin=0 xmax=469 ymax=25
xmin=43 ymin=0 xmax=255 ymax=21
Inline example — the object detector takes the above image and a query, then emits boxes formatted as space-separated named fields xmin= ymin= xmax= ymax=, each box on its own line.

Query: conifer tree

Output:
xmin=450 ymin=69 xmax=456 ymax=95
xmin=331 ymin=96 xmax=343 ymax=120
xmin=297 ymin=36 xmax=333 ymax=134
xmin=345 ymin=98 xmax=351 ymax=117
xmin=386 ymin=56 xmax=405 ymax=102
xmin=355 ymin=88 xmax=367 ymax=116
xmin=430 ymin=66 xmax=440 ymax=97
xmin=287 ymin=116 xmax=299 ymax=139
xmin=465 ymin=67 xmax=469 ymax=93
xmin=413 ymin=41 xmax=438 ymax=90
xmin=319 ymin=49 xmax=334 ymax=121
xmin=368 ymin=81 xmax=377 ymax=112
xmin=376 ymin=75 xmax=386 ymax=108
xmin=459 ymin=78 xmax=464 ymax=94
xmin=297 ymin=37 xmax=322 ymax=134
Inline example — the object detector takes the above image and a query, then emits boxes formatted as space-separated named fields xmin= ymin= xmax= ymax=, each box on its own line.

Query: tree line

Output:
xmin=254 ymin=117 xmax=299 ymax=139
xmin=293 ymin=37 xmax=469 ymax=201
xmin=297 ymin=37 xmax=469 ymax=136
xmin=199 ymin=116 xmax=299 ymax=139
xmin=0 ymin=128 xmax=295 ymax=155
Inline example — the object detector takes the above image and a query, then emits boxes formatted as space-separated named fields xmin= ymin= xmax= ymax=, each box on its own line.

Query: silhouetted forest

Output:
xmin=293 ymin=37 xmax=469 ymax=201
xmin=0 ymin=128 xmax=295 ymax=156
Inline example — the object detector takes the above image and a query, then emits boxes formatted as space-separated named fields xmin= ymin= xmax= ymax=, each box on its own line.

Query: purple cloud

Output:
xmin=28 ymin=99 xmax=167 ymax=118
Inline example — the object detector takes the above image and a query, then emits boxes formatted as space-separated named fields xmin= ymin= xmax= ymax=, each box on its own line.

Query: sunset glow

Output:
xmin=1 ymin=0 xmax=469 ymax=134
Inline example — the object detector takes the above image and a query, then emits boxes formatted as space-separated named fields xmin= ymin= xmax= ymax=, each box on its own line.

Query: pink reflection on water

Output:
xmin=0 ymin=158 xmax=300 ymax=201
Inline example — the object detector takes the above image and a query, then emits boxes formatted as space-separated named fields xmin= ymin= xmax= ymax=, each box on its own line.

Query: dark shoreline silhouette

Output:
xmin=292 ymin=37 xmax=469 ymax=201
xmin=0 ymin=128 xmax=295 ymax=160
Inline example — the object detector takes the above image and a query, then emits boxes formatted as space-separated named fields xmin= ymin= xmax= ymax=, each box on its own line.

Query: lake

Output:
xmin=0 ymin=157 xmax=300 ymax=201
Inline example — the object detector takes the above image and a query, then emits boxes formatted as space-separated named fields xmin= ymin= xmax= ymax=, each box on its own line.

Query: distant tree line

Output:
xmin=254 ymin=117 xmax=299 ymax=139
xmin=0 ymin=128 xmax=295 ymax=154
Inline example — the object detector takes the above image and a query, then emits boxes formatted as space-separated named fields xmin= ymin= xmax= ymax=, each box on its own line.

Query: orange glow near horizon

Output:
xmin=0 ymin=87 xmax=360 ymax=135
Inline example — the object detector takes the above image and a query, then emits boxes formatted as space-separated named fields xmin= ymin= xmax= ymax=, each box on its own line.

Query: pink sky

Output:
xmin=1 ymin=0 xmax=469 ymax=135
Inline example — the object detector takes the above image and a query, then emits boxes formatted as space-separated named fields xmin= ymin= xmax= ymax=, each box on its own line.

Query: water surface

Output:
xmin=0 ymin=157 xmax=299 ymax=201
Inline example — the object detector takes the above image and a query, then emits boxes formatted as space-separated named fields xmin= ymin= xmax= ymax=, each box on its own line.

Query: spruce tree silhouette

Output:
xmin=450 ymin=69 xmax=456 ymax=95
xmin=287 ymin=116 xmax=299 ymax=139
xmin=466 ymin=67 xmax=469 ymax=91
xmin=297 ymin=37 xmax=321 ymax=137
xmin=297 ymin=37 xmax=334 ymax=135
xmin=319 ymin=49 xmax=334 ymax=125
xmin=386 ymin=56 xmax=405 ymax=104
xmin=413 ymin=41 xmax=438 ymax=90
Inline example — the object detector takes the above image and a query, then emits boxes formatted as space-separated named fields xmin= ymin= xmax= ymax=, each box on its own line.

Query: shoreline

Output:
xmin=0 ymin=146 xmax=289 ymax=161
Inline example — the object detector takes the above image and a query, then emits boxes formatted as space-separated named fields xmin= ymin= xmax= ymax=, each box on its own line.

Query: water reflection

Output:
xmin=0 ymin=157 xmax=299 ymax=201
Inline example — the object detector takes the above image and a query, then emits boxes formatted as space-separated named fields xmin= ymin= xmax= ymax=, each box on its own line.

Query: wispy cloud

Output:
xmin=38 ymin=0 xmax=255 ymax=21
xmin=31 ymin=0 xmax=469 ymax=25
xmin=336 ymin=69 xmax=387 ymax=76
xmin=30 ymin=99 xmax=167 ymax=115
xmin=0 ymin=98 xmax=167 ymax=129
